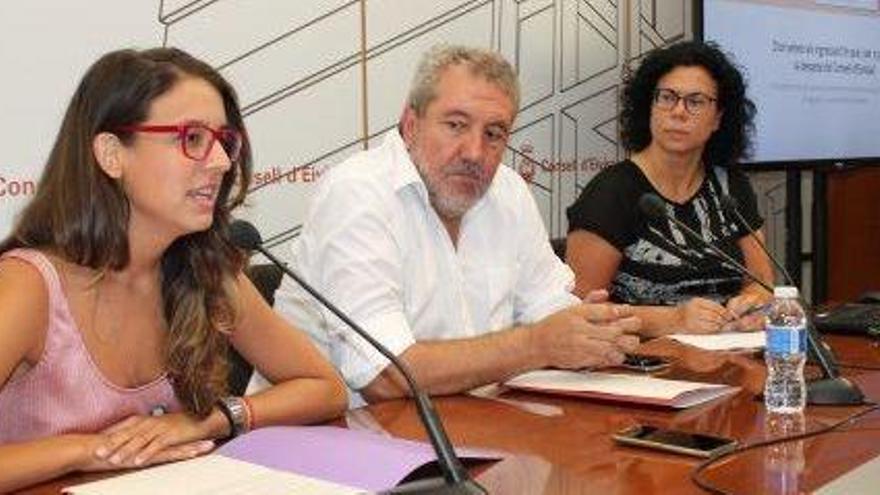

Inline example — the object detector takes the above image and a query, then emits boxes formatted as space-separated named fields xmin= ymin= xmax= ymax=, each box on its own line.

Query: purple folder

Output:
xmin=217 ymin=426 xmax=501 ymax=491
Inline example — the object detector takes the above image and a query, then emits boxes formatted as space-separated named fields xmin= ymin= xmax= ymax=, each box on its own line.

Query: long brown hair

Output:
xmin=0 ymin=47 xmax=252 ymax=416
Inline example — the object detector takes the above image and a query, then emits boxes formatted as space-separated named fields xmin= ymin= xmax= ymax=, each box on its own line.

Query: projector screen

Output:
xmin=698 ymin=0 xmax=880 ymax=167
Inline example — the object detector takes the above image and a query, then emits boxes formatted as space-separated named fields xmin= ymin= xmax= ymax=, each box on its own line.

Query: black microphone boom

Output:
xmin=639 ymin=193 xmax=864 ymax=406
xmin=716 ymin=195 xmax=864 ymax=406
xmin=638 ymin=194 xmax=773 ymax=293
xmin=229 ymin=220 xmax=486 ymax=494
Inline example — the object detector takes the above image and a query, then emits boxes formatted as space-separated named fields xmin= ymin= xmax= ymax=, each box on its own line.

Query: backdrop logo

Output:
xmin=253 ymin=164 xmax=323 ymax=188
xmin=514 ymin=143 xmax=615 ymax=183
xmin=516 ymin=142 xmax=537 ymax=183
xmin=0 ymin=174 xmax=37 ymax=199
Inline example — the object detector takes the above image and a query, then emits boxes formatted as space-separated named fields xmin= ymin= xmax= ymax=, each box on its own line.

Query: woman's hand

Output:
xmin=91 ymin=413 xmax=215 ymax=468
xmin=675 ymin=297 xmax=737 ymax=334
xmin=74 ymin=431 xmax=213 ymax=472
xmin=724 ymin=293 xmax=767 ymax=332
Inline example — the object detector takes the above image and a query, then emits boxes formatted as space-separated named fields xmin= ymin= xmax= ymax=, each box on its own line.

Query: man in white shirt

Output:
xmin=275 ymin=45 xmax=640 ymax=405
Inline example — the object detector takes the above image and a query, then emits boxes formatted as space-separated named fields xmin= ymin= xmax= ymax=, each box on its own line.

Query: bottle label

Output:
xmin=766 ymin=325 xmax=807 ymax=355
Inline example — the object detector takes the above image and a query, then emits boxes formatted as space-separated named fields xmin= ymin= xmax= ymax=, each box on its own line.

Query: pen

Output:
xmin=733 ymin=302 xmax=772 ymax=321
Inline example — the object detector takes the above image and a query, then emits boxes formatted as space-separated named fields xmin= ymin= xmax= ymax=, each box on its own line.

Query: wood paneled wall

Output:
xmin=825 ymin=166 xmax=880 ymax=302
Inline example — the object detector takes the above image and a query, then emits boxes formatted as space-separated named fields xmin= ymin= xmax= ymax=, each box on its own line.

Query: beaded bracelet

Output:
xmin=242 ymin=396 xmax=255 ymax=431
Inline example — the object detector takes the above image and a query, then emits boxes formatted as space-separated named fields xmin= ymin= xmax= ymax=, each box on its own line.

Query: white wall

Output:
xmin=0 ymin=0 xmax=693 ymax=263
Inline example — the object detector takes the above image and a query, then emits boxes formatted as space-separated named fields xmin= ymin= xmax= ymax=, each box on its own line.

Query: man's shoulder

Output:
xmin=489 ymin=164 xmax=534 ymax=201
xmin=323 ymin=146 xmax=392 ymax=186
xmin=316 ymin=137 xmax=404 ymax=202
xmin=477 ymin=165 xmax=546 ymax=231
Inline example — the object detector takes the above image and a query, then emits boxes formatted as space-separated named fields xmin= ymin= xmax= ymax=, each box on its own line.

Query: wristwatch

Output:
xmin=216 ymin=396 xmax=249 ymax=439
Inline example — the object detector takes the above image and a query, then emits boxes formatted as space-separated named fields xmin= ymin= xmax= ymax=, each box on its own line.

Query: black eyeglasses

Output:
xmin=116 ymin=122 xmax=244 ymax=162
xmin=653 ymin=88 xmax=717 ymax=116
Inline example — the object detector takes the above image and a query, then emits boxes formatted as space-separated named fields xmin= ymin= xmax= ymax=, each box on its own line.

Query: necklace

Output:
xmin=634 ymin=153 xmax=705 ymax=203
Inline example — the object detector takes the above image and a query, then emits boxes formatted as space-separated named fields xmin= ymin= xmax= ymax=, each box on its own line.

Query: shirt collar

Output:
xmin=384 ymin=129 xmax=498 ymax=219
xmin=385 ymin=130 xmax=425 ymax=194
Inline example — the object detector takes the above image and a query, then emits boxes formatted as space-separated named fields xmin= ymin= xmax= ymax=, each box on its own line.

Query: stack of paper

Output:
xmin=63 ymin=455 xmax=361 ymax=494
xmin=666 ymin=331 xmax=765 ymax=351
xmin=505 ymin=370 xmax=738 ymax=408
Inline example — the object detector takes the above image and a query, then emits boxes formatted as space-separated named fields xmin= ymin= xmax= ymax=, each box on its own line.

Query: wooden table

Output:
xmin=19 ymin=335 xmax=880 ymax=494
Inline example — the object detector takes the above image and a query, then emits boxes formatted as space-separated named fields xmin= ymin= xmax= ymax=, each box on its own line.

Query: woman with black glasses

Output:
xmin=0 ymin=47 xmax=346 ymax=491
xmin=565 ymin=41 xmax=773 ymax=337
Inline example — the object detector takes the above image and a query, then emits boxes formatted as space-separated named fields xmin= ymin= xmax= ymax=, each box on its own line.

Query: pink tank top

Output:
xmin=0 ymin=249 xmax=180 ymax=443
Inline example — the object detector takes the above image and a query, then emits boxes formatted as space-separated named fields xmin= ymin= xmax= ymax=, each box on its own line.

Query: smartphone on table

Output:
xmin=613 ymin=424 xmax=737 ymax=458
xmin=621 ymin=354 xmax=671 ymax=372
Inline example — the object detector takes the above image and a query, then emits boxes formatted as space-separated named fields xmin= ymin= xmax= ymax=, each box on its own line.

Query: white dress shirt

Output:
xmin=273 ymin=131 xmax=579 ymax=402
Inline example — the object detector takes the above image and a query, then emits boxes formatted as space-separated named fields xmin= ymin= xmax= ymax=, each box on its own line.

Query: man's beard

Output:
xmin=417 ymin=160 xmax=491 ymax=220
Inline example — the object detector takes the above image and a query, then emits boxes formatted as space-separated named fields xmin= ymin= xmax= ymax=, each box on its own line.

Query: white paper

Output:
xmin=505 ymin=370 xmax=738 ymax=408
xmin=63 ymin=455 xmax=364 ymax=495
xmin=667 ymin=331 xmax=766 ymax=351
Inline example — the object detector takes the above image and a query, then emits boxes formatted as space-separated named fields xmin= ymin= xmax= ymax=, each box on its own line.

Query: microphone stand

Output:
xmin=721 ymin=197 xmax=864 ymax=405
xmin=240 ymin=229 xmax=485 ymax=494
xmin=650 ymin=201 xmax=773 ymax=293
xmin=642 ymin=195 xmax=865 ymax=405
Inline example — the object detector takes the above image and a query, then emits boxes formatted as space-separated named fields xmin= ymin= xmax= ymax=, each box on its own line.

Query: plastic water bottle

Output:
xmin=764 ymin=286 xmax=807 ymax=414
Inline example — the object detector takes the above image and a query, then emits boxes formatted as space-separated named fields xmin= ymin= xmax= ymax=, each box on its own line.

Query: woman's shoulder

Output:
xmin=578 ymin=159 xmax=649 ymax=203
xmin=707 ymin=164 xmax=756 ymax=197
xmin=0 ymin=249 xmax=54 ymax=288
xmin=724 ymin=165 xmax=755 ymax=189
xmin=591 ymin=159 xmax=642 ymax=183
xmin=0 ymin=250 xmax=52 ymax=360
xmin=0 ymin=248 xmax=89 ymax=325
xmin=2 ymin=248 xmax=77 ymax=295
xmin=567 ymin=159 xmax=647 ymax=235
xmin=710 ymin=162 xmax=754 ymax=181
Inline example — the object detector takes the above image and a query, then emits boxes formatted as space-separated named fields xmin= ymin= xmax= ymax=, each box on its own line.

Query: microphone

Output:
xmin=638 ymin=194 xmax=773 ymax=293
xmin=640 ymin=193 xmax=864 ymax=405
xmin=718 ymin=194 xmax=864 ymax=406
xmin=720 ymin=194 xmax=796 ymax=287
xmin=229 ymin=220 xmax=486 ymax=494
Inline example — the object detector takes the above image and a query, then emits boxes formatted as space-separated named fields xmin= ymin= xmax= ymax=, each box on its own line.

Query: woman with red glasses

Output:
xmin=0 ymin=47 xmax=346 ymax=491
xmin=565 ymin=41 xmax=774 ymax=337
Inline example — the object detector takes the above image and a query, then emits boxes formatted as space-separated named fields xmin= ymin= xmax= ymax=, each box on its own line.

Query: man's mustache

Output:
xmin=443 ymin=161 xmax=485 ymax=180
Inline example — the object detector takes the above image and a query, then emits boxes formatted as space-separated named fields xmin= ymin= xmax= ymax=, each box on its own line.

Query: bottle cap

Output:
xmin=774 ymin=286 xmax=799 ymax=299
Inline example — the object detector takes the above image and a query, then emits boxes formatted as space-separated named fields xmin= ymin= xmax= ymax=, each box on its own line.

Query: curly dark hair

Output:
xmin=619 ymin=40 xmax=756 ymax=167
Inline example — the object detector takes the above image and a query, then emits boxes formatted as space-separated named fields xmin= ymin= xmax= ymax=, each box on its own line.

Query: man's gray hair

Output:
xmin=406 ymin=44 xmax=520 ymax=116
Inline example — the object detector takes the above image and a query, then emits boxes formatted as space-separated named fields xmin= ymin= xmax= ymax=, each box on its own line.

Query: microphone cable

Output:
xmin=690 ymin=400 xmax=880 ymax=495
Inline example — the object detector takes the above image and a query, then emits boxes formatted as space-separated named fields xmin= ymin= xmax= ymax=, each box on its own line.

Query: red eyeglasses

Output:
xmin=116 ymin=123 xmax=244 ymax=162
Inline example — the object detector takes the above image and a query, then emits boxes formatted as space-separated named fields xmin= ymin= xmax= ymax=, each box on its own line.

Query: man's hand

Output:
xmin=530 ymin=299 xmax=641 ymax=369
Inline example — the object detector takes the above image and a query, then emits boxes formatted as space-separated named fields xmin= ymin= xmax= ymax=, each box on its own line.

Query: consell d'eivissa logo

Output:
xmin=514 ymin=142 xmax=615 ymax=183
xmin=0 ymin=174 xmax=37 ymax=199
xmin=252 ymin=164 xmax=324 ymax=188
